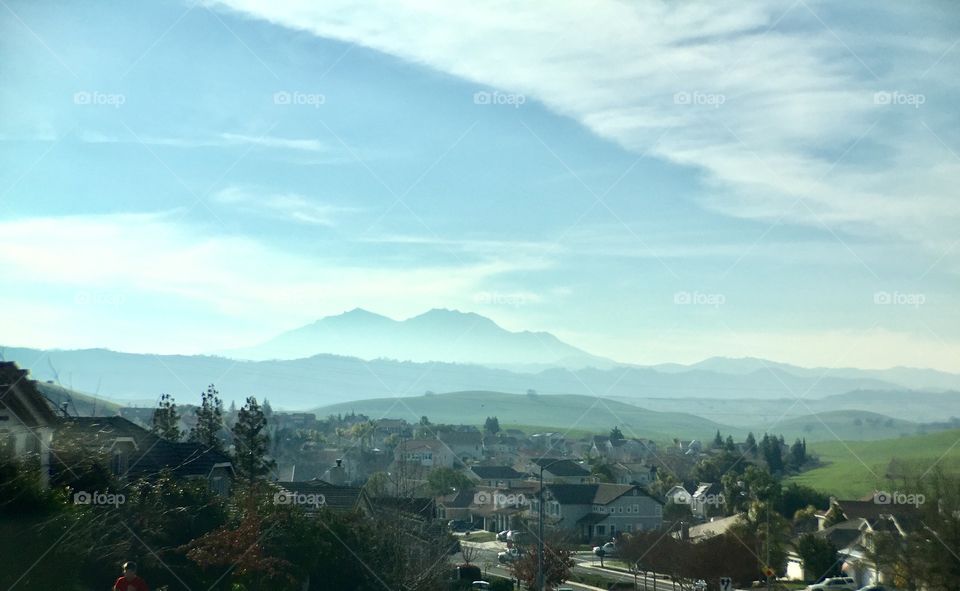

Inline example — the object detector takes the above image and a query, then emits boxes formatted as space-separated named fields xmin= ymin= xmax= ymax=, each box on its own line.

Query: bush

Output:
xmin=489 ymin=579 xmax=514 ymax=591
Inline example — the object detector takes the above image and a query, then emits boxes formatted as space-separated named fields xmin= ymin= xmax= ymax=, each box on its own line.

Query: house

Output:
xmin=786 ymin=500 xmax=921 ymax=585
xmin=664 ymin=485 xmax=692 ymax=505
xmin=0 ymin=362 xmax=59 ymax=488
xmin=528 ymin=458 xmax=592 ymax=483
xmin=437 ymin=431 xmax=483 ymax=461
xmin=394 ymin=438 xmax=455 ymax=469
xmin=675 ymin=439 xmax=703 ymax=454
xmin=610 ymin=462 xmax=655 ymax=486
xmin=529 ymin=432 xmax=567 ymax=454
xmin=691 ymin=482 xmax=724 ymax=518
xmin=273 ymin=479 xmax=373 ymax=515
xmin=435 ymin=488 xmax=477 ymax=523
xmin=55 ymin=416 xmax=234 ymax=494
xmin=471 ymin=484 xmax=532 ymax=533
xmin=482 ymin=435 xmax=519 ymax=456
xmin=467 ymin=465 xmax=526 ymax=488
xmin=529 ymin=483 xmax=663 ymax=541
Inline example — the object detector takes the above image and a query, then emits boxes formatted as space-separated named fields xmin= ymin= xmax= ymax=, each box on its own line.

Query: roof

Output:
xmin=470 ymin=466 xmax=525 ymax=479
xmin=830 ymin=499 xmax=919 ymax=521
xmin=57 ymin=416 xmax=232 ymax=480
xmin=274 ymin=480 xmax=367 ymax=510
xmin=397 ymin=438 xmax=446 ymax=452
xmin=813 ymin=519 xmax=866 ymax=551
xmin=438 ymin=431 xmax=483 ymax=445
xmin=438 ymin=488 xmax=476 ymax=508
xmin=686 ymin=514 xmax=744 ymax=541
xmin=0 ymin=362 xmax=59 ymax=426
xmin=532 ymin=458 xmax=590 ymax=477
xmin=543 ymin=483 xmax=659 ymax=506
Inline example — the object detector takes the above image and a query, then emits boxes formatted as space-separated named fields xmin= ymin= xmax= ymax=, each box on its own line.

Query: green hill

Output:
xmin=788 ymin=428 xmax=960 ymax=498
xmin=314 ymin=390 xmax=725 ymax=440
xmin=774 ymin=409 xmax=917 ymax=441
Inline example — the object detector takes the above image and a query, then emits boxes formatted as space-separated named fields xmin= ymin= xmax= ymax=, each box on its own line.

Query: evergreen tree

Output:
xmin=188 ymin=384 xmax=225 ymax=452
xmin=261 ymin=398 xmax=273 ymax=420
xmin=789 ymin=438 xmax=806 ymax=469
xmin=231 ymin=396 xmax=275 ymax=486
xmin=712 ymin=430 xmax=724 ymax=448
xmin=725 ymin=435 xmax=736 ymax=452
xmin=151 ymin=393 xmax=181 ymax=441
xmin=609 ymin=426 xmax=625 ymax=441
xmin=484 ymin=416 xmax=501 ymax=435
xmin=745 ymin=432 xmax=757 ymax=456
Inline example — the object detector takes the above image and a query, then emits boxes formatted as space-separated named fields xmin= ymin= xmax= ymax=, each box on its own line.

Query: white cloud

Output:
xmin=76 ymin=130 xmax=326 ymax=152
xmin=214 ymin=185 xmax=358 ymax=226
xmin=208 ymin=0 xmax=960 ymax=256
xmin=0 ymin=213 xmax=546 ymax=353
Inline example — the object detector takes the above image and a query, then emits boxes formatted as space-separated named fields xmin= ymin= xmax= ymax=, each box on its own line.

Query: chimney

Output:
xmin=336 ymin=458 xmax=343 ymax=468
xmin=680 ymin=521 xmax=690 ymax=541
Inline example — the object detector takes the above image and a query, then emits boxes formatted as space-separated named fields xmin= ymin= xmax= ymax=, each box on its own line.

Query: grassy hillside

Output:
xmin=315 ymin=390 xmax=726 ymax=440
xmin=788 ymin=428 xmax=960 ymax=498
xmin=775 ymin=410 xmax=917 ymax=441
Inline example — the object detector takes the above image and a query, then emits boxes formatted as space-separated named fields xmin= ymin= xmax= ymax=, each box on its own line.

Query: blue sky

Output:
xmin=1 ymin=0 xmax=959 ymax=370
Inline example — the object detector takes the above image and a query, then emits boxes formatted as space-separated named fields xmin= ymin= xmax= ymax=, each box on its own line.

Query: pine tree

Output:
xmin=725 ymin=435 xmax=736 ymax=452
xmin=745 ymin=432 xmax=757 ymax=456
xmin=712 ymin=430 xmax=724 ymax=448
xmin=151 ymin=393 xmax=181 ymax=441
xmin=261 ymin=398 xmax=273 ymax=420
xmin=484 ymin=416 xmax=501 ymax=435
xmin=609 ymin=426 xmax=624 ymax=441
xmin=231 ymin=396 xmax=275 ymax=486
xmin=188 ymin=384 xmax=225 ymax=452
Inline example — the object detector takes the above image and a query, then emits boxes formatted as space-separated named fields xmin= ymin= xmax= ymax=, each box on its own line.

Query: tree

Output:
xmin=151 ymin=393 xmax=181 ymax=441
xmin=788 ymin=438 xmax=806 ymax=469
xmin=231 ymin=396 xmax=275 ymax=486
xmin=745 ymin=432 xmax=757 ymax=456
xmin=725 ymin=434 xmax=737 ymax=452
xmin=262 ymin=398 xmax=274 ymax=419
xmin=712 ymin=430 xmax=724 ymax=449
xmin=426 ymin=467 xmax=473 ymax=496
xmin=363 ymin=472 xmax=392 ymax=497
xmin=796 ymin=533 xmax=840 ymax=581
xmin=188 ymin=384 xmax=225 ymax=452
xmin=510 ymin=540 xmax=575 ymax=589
xmin=609 ymin=426 xmax=625 ymax=441
xmin=484 ymin=416 xmax=501 ymax=435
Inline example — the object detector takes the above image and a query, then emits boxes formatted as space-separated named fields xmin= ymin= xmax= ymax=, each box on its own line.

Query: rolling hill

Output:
xmin=313 ymin=390 xmax=726 ymax=441
xmin=0 ymin=346 xmax=911 ymax=410
xmin=788 ymin=428 xmax=960 ymax=498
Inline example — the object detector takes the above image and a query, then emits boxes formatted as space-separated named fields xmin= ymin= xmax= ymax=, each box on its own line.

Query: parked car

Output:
xmin=592 ymin=541 xmax=618 ymax=557
xmin=497 ymin=547 xmax=523 ymax=563
xmin=471 ymin=582 xmax=491 ymax=590
xmin=856 ymin=586 xmax=897 ymax=591
xmin=805 ymin=577 xmax=857 ymax=591
xmin=496 ymin=530 xmax=510 ymax=541
xmin=448 ymin=519 xmax=472 ymax=532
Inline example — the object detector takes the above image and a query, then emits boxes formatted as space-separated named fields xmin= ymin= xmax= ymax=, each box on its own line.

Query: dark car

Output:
xmin=448 ymin=519 xmax=472 ymax=532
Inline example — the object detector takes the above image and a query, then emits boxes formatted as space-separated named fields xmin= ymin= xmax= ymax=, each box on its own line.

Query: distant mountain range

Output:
xmin=1 ymin=344 xmax=951 ymax=411
xmin=219 ymin=308 xmax=616 ymax=369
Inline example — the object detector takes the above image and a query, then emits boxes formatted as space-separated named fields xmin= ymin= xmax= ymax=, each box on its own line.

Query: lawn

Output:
xmin=787 ymin=428 xmax=960 ymax=498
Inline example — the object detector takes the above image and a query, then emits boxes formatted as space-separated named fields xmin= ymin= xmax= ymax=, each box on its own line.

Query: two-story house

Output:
xmin=529 ymin=458 xmax=592 ymax=483
xmin=530 ymin=483 xmax=663 ymax=541
xmin=438 ymin=431 xmax=483 ymax=461
xmin=467 ymin=465 xmax=526 ymax=488
xmin=395 ymin=438 xmax=455 ymax=469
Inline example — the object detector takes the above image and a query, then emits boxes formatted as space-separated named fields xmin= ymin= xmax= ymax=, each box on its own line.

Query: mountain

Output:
xmin=0 ymin=346 xmax=910 ymax=412
xmin=655 ymin=356 xmax=960 ymax=391
xmin=219 ymin=308 xmax=617 ymax=369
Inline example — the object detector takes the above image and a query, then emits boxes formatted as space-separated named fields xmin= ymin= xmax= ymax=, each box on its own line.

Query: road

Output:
xmin=457 ymin=540 xmax=691 ymax=591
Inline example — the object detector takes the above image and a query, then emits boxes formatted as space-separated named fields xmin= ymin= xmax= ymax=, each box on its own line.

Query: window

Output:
xmin=596 ymin=525 xmax=605 ymax=535
xmin=626 ymin=524 xmax=633 ymax=532
xmin=618 ymin=506 xmax=623 ymax=513
xmin=633 ymin=504 xmax=639 ymax=513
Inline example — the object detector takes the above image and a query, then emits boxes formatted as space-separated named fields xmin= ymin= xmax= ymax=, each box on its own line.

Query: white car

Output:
xmin=496 ymin=530 xmax=510 ymax=541
xmin=806 ymin=577 xmax=858 ymax=591
xmin=592 ymin=541 xmax=618 ymax=557
xmin=497 ymin=547 xmax=523 ymax=563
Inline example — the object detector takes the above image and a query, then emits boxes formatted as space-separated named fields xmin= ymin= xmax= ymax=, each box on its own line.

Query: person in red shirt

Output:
xmin=113 ymin=561 xmax=149 ymax=591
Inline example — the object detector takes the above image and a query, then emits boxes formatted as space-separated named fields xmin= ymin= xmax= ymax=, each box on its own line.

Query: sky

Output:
xmin=1 ymin=0 xmax=959 ymax=371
